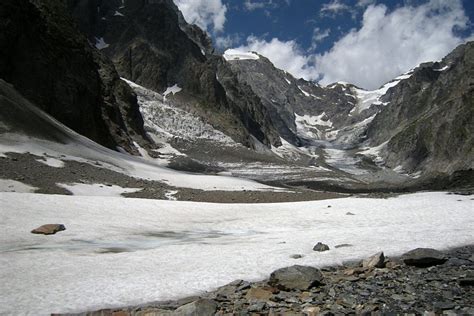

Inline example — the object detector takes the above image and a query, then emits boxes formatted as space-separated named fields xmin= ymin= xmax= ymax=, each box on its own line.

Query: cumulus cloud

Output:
xmin=228 ymin=0 xmax=471 ymax=89
xmin=316 ymin=0 xmax=471 ymax=89
xmin=233 ymin=36 xmax=318 ymax=80
xmin=173 ymin=0 xmax=227 ymax=33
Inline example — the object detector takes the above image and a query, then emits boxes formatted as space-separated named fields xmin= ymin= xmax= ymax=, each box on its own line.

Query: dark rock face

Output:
xmin=0 ymin=0 xmax=149 ymax=153
xmin=67 ymin=0 xmax=280 ymax=148
xmin=224 ymin=55 xmax=362 ymax=146
xmin=31 ymin=224 xmax=65 ymax=235
xmin=401 ymin=248 xmax=448 ymax=267
xmin=366 ymin=42 xmax=474 ymax=176
xmin=269 ymin=265 xmax=324 ymax=290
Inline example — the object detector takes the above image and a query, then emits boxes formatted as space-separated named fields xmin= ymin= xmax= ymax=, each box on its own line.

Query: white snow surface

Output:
xmin=1 ymin=192 xmax=472 ymax=315
xmin=57 ymin=183 xmax=141 ymax=197
xmin=223 ymin=49 xmax=259 ymax=61
xmin=0 ymin=179 xmax=37 ymax=193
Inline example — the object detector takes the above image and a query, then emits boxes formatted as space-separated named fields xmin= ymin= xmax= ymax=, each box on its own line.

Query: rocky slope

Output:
xmin=70 ymin=245 xmax=474 ymax=315
xmin=0 ymin=0 xmax=149 ymax=153
xmin=366 ymin=42 xmax=474 ymax=177
xmin=67 ymin=0 xmax=281 ymax=148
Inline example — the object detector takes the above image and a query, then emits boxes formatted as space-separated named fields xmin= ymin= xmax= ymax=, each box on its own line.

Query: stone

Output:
xmin=334 ymin=244 xmax=352 ymax=248
xmin=401 ymin=248 xmax=448 ymax=267
xmin=248 ymin=302 xmax=266 ymax=312
xmin=290 ymin=254 xmax=303 ymax=259
xmin=362 ymin=252 xmax=385 ymax=269
xmin=31 ymin=224 xmax=66 ymax=235
xmin=269 ymin=265 xmax=324 ymax=290
xmin=245 ymin=287 xmax=273 ymax=301
xmin=346 ymin=212 xmax=355 ymax=215
xmin=313 ymin=242 xmax=330 ymax=252
xmin=302 ymin=306 xmax=320 ymax=316
xmin=173 ymin=299 xmax=217 ymax=316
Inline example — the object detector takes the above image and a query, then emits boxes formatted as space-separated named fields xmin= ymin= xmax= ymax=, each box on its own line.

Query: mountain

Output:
xmin=0 ymin=0 xmax=150 ymax=154
xmin=365 ymin=42 xmax=474 ymax=177
xmin=67 ymin=0 xmax=281 ymax=148
xmin=0 ymin=0 xmax=471 ymax=189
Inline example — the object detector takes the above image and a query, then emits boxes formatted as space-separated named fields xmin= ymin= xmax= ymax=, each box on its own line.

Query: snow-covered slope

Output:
xmin=0 ymin=81 xmax=280 ymax=192
xmin=0 ymin=191 xmax=472 ymax=315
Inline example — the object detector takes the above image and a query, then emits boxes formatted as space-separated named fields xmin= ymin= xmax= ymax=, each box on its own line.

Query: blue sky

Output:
xmin=174 ymin=0 xmax=474 ymax=89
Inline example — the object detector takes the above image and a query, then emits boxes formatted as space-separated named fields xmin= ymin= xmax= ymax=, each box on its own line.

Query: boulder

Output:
xmin=269 ymin=265 xmax=324 ymax=290
xmin=313 ymin=242 xmax=330 ymax=252
xmin=31 ymin=224 xmax=66 ymax=235
xmin=401 ymin=248 xmax=447 ymax=267
xmin=246 ymin=287 xmax=273 ymax=302
xmin=362 ymin=252 xmax=385 ymax=269
xmin=173 ymin=299 xmax=217 ymax=316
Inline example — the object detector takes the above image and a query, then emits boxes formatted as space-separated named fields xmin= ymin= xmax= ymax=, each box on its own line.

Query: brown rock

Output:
xmin=362 ymin=252 xmax=385 ymax=269
xmin=246 ymin=287 xmax=273 ymax=301
xmin=31 ymin=224 xmax=66 ymax=235
xmin=303 ymin=306 xmax=320 ymax=316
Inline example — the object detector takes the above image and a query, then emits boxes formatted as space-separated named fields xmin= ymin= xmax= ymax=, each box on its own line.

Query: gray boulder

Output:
xmin=313 ymin=242 xmax=330 ymax=252
xmin=173 ymin=299 xmax=217 ymax=316
xmin=401 ymin=248 xmax=448 ymax=267
xmin=362 ymin=252 xmax=385 ymax=269
xmin=269 ymin=265 xmax=324 ymax=290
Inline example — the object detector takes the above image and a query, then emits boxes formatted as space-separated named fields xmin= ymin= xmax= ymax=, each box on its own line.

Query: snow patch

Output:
xmin=0 ymin=179 xmax=37 ymax=193
xmin=358 ymin=141 xmax=389 ymax=165
xmin=298 ymin=86 xmax=310 ymax=97
xmin=57 ymin=183 xmax=141 ymax=197
xmin=163 ymin=84 xmax=182 ymax=101
xmin=164 ymin=190 xmax=178 ymax=201
xmin=434 ymin=65 xmax=449 ymax=71
xmin=35 ymin=157 xmax=65 ymax=168
xmin=114 ymin=11 xmax=124 ymax=16
xmin=223 ymin=49 xmax=259 ymax=61
xmin=94 ymin=37 xmax=109 ymax=50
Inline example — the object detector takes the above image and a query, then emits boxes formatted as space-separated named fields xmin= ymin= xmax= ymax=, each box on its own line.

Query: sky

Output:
xmin=174 ymin=0 xmax=474 ymax=90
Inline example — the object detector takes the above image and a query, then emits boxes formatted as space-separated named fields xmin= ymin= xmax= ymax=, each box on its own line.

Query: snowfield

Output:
xmin=0 ymin=192 xmax=472 ymax=315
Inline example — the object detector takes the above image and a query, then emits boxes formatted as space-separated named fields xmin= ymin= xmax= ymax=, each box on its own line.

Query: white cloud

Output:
xmin=232 ymin=36 xmax=318 ymax=80
xmin=310 ymin=28 xmax=331 ymax=51
xmin=215 ymin=34 xmax=242 ymax=49
xmin=228 ymin=0 xmax=471 ymax=89
xmin=315 ymin=0 xmax=470 ymax=89
xmin=244 ymin=0 xmax=266 ymax=11
xmin=357 ymin=0 xmax=375 ymax=7
xmin=320 ymin=0 xmax=352 ymax=17
xmin=173 ymin=0 xmax=227 ymax=33
xmin=243 ymin=0 xmax=290 ymax=12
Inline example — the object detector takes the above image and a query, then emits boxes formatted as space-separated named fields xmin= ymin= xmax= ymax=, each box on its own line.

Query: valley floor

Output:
xmin=0 ymin=191 xmax=472 ymax=315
